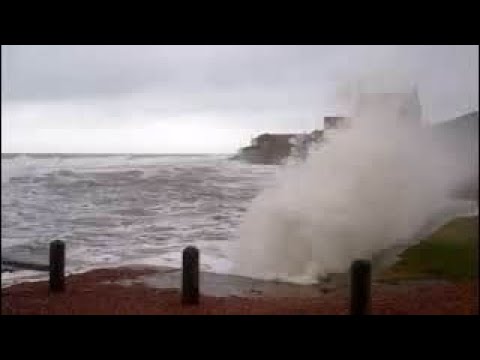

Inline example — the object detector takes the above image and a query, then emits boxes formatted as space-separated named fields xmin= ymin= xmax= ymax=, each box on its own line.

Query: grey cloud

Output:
xmin=3 ymin=46 xmax=477 ymax=113
xmin=1 ymin=45 xmax=364 ymax=102
xmin=1 ymin=45 xmax=478 ymax=153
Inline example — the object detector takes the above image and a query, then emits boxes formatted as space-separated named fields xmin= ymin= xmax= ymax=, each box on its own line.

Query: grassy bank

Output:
xmin=381 ymin=216 xmax=478 ymax=281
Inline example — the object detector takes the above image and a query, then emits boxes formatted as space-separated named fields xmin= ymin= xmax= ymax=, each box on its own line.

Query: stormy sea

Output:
xmin=1 ymin=153 xmax=277 ymax=287
xmin=2 ymin=151 xmax=477 ymax=288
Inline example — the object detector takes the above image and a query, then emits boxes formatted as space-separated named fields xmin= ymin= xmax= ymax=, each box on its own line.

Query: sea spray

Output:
xmin=232 ymin=94 xmax=474 ymax=284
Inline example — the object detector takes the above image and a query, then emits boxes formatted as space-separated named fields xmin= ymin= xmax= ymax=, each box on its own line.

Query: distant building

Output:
xmin=234 ymin=89 xmax=425 ymax=164
xmin=234 ymin=131 xmax=326 ymax=164
xmin=431 ymin=111 xmax=479 ymax=199
xmin=354 ymin=88 xmax=422 ymax=127
xmin=324 ymin=116 xmax=352 ymax=130
xmin=310 ymin=129 xmax=324 ymax=142
xmin=252 ymin=133 xmax=296 ymax=148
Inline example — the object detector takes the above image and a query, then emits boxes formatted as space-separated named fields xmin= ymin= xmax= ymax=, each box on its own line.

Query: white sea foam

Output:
xmin=232 ymin=99 xmax=477 ymax=284
xmin=1 ymin=154 xmax=276 ymax=286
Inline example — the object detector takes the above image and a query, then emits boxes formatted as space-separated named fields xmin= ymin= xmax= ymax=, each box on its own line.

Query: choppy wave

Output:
xmin=1 ymin=154 xmax=277 ymax=287
xmin=3 ymin=152 xmax=475 ymax=288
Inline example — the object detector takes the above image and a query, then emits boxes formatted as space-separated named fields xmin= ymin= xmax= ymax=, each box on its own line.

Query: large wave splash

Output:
xmin=232 ymin=105 xmax=475 ymax=284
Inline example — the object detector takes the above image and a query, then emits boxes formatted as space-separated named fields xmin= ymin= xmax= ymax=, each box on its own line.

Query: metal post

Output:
xmin=350 ymin=259 xmax=371 ymax=315
xmin=49 ymin=240 xmax=65 ymax=293
xmin=182 ymin=246 xmax=199 ymax=305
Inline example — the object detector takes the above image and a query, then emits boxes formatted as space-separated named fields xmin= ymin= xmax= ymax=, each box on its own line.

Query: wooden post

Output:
xmin=350 ymin=259 xmax=371 ymax=315
xmin=49 ymin=240 xmax=65 ymax=293
xmin=182 ymin=246 xmax=199 ymax=305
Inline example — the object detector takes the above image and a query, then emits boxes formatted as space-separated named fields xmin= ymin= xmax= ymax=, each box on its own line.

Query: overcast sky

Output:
xmin=1 ymin=45 xmax=478 ymax=153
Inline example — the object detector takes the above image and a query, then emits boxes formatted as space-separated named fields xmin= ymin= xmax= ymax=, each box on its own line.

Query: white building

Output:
xmin=354 ymin=88 xmax=423 ymax=128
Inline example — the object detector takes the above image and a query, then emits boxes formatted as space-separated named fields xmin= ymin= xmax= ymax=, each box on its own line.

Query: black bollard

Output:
xmin=350 ymin=259 xmax=371 ymax=315
xmin=182 ymin=246 xmax=199 ymax=305
xmin=49 ymin=240 xmax=65 ymax=293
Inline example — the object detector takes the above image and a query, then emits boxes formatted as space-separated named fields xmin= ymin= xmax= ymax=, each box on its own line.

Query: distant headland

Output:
xmin=232 ymin=116 xmax=350 ymax=165
xmin=232 ymin=90 xmax=478 ymax=169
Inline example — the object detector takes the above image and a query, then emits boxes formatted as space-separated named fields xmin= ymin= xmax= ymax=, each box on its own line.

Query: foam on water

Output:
xmin=1 ymin=154 xmax=276 ymax=287
xmin=1 ymin=136 xmax=476 ymax=288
